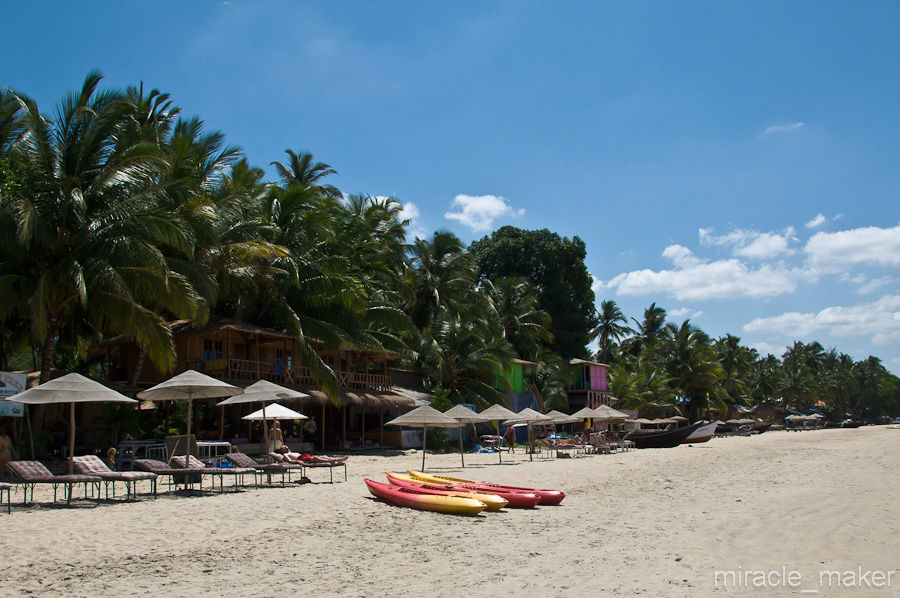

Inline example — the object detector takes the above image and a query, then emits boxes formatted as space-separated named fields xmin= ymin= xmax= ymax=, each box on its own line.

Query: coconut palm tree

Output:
xmin=270 ymin=149 xmax=341 ymax=199
xmin=484 ymin=277 xmax=552 ymax=358
xmin=405 ymin=231 xmax=476 ymax=330
xmin=656 ymin=320 xmax=725 ymax=418
xmin=1 ymin=72 xmax=199 ymax=382
xmin=592 ymin=299 xmax=631 ymax=363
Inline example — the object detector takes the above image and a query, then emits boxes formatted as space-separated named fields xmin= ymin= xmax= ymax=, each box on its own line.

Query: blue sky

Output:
xmin=3 ymin=1 xmax=899 ymax=372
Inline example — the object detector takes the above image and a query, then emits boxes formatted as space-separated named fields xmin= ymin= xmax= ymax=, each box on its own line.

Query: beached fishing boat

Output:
xmin=408 ymin=470 xmax=561 ymax=506
xmin=364 ymin=478 xmax=487 ymax=515
xmin=385 ymin=472 xmax=509 ymax=511
xmin=750 ymin=422 xmax=772 ymax=434
xmin=681 ymin=421 xmax=717 ymax=444
xmin=627 ymin=421 xmax=702 ymax=448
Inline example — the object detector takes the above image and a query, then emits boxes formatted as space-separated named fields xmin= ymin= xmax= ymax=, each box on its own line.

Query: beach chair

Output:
xmin=72 ymin=455 xmax=158 ymax=500
xmin=271 ymin=452 xmax=347 ymax=483
xmin=224 ymin=452 xmax=301 ymax=486
xmin=7 ymin=460 xmax=102 ymax=505
xmin=133 ymin=458 xmax=193 ymax=492
xmin=1 ymin=481 xmax=10 ymax=513
xmin=169 ymin=455 xmax=255 ymax=492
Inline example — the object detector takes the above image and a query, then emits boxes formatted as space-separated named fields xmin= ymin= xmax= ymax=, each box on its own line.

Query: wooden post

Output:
xmin=341 ymin=404 xmax=346 ymax=449
xmin=379 ymin=405 xmax=384 ymax=445
xmin=255 ymin=334 xmax=261 ymax=380
xmin=218 ymin=405 xmax=224 ymax=440
xmin=361 ymin=402 xmax=365 ymax=448
xmin=68 ymin=402 xmax=75 ymax=474
xmin=321 ymin=401 xmax=325 ymax=451
xmin=422 ymin=424 xmax=427 ymax=470
xmin=226 ymin=329 xmax=231 ymax=378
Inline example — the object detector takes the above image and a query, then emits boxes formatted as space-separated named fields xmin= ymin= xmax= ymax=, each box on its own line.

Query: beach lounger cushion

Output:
xmin=72 ymin=455 xmax=156 ymax=481
xmin=133 ymin=459 xmax=182 ymax=475
xmin=8 ymin=460 xmax=101 ymax=483
xmin=169 ymin=455 xmax=255 ymax=475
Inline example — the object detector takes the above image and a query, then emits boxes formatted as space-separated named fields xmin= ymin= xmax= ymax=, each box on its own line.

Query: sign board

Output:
xmin=0 ymin=372 xmax=27 ymax=417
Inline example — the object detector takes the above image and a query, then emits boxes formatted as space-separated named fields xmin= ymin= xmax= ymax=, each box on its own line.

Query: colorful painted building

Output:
xmin=566 ymin=358 xmax=612 ymax=410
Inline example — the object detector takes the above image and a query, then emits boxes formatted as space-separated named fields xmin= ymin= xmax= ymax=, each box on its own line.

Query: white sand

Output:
xmin=1 ymin=427 xmax=897 ymax=597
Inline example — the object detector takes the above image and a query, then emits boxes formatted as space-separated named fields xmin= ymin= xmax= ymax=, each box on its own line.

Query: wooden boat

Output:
xmin=750 ymin=423 xmax=772 ymax=434
xmin=627 ymin=421 xmax=703 ymax=448
xmin=681 ymin=421 xmax=717 ymax=444
xmin=364 ymin=479 xmax=486 ymax=515
xmin=385 ymin=472 xmax=509 ymax=511
xmin=408 ymin=470 xmax=559 ymax=506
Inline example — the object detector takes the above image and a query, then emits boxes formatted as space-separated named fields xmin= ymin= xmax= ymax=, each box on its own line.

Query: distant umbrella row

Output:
xmin=384 ymin=403 xmax=631 ymax=469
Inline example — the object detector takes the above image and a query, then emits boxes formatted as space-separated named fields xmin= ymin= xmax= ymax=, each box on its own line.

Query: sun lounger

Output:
xmin=224 ymin=452 xmax=300 ymax=486
xmin=169 ymin=455 xmax=255 ymax=492
xmin=7 ymin=460 xmax=102 ymax=505
xmin=72 ymin=455 xmax=158 ymax=499
xmin=1 ymin=482 xmax=11 ymax=513
xmin=133 ymin=458 xmax=193 ymax=492
xmin=271 ymin=452 xmax=347 ymax=483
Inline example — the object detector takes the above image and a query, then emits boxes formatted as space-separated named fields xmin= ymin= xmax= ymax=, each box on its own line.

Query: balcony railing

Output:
xmin=191 ymin=358 xmax=392 ymax=391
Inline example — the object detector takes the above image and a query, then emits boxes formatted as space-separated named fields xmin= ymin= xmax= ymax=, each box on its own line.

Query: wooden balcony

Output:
xmin=192 ymin=358 xmax=392 ymax=391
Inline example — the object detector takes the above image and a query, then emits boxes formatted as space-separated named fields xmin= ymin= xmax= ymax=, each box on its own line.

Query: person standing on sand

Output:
xmin=0 ymin=432 xmax=14 ymax=478
xmin=269 ymin=421 xmax=284 ymax=451
xmin=305 ymin=417 xmax=317 ymax=445
xmin=505 ymin=425 xmax=516 ymax=453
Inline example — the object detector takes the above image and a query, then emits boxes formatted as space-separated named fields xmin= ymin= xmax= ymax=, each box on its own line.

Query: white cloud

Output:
xmin=444 ymin=194 xmax=524 ymax=233
xmin=749 ymin=341 xmax=786 ymax=357
xmin=398 ymin=201 xmax=420 ymax=222
xmin=763 ymin=121 xmax=805 ymax=135
xmin=590 ymin=275 xmax=603 ymax=294
xmin=743 ymin=294 xmax=900 ymax=345
xmin=605 ymin=245 xmax=799 ymax=301
xmin=668 ymin=307 xmax=704 ymax=321
xmin=805 ymin=213 xmax=827 ymax=229
xmin=699 ymin=226 xmax=796 ymax=260
xmin=856 ymin=276 xmax=894 ymax=295
xmin=805 ymin=224 xmax=900 ymax=269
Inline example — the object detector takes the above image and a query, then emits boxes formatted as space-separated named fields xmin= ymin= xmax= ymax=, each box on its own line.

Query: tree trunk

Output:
xmin=130 ymin=348 xmax=147 ymax=387
xmin=39 ymin=320 xmax=59 ymax=384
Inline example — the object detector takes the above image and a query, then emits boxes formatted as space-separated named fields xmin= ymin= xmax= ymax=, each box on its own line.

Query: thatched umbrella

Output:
xmin=9 ymin=373 xmax=137 ymax=473
xmin=504 ymin=408 xmax=553 ymax=461
xmin=444 ymin=404 xmax=492 ymax=467
xmin=138 ymin=371 xmax=242 ymax=463
xmin=217 ymin=380 xmax=308 ymax=461
xmin=385 ymin=405 xmax=464 ymax=470
xmin=479 ymin=404 xmax=518 ymax=464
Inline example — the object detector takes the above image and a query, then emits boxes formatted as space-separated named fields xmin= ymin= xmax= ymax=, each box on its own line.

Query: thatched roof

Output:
xmin=569 ymin=358 xmax=610 ymax=368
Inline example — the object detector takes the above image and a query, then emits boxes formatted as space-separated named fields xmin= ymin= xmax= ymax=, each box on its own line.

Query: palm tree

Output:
xmin=270 ymin=149 xmax=341 ymax=199
xmin=412 ymin=305 xmax=514 ymax=407
xmin=656 ymin=320 xmax=724 ymax=418
xmin=484 ymin=277 xmax=552 ymax=358
xmin=622 ymin=302 xmax=667 ymax=356
xmin=1 ymin=72 xmax=199 ymax=382
xmin=405 ymin=231 xmax=476 ymax=330
xmin=592 ymin=299 xmax=630 ymax=363
xmin=715 ymin=334 xmax=756 ymax=405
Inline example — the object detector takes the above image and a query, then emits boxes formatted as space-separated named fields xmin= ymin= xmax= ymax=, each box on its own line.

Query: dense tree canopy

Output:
xmin=470 ymin=226 xmax=598 ymax=359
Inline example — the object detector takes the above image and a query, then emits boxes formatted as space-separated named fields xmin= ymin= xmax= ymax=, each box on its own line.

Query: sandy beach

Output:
xmin=1 ymin=427 xmax=897 ymax=597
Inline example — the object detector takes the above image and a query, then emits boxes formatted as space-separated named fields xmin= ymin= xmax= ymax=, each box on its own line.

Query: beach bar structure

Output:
xmin=94 ymin=319 xmax=417 ymax=451
xmin=566 ymin=358 xmax=612 ymax=410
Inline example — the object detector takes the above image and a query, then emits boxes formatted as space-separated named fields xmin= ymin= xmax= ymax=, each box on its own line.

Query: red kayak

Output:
xmin=364 ymin=479 xmax=486 ymax=515
xmin=409 ymin=470 xmax=565 ymax=505
xmin=405 ymin=471 xmax=541 ymax=508
xmin=384 ymin=472 xmax=509 ymax=511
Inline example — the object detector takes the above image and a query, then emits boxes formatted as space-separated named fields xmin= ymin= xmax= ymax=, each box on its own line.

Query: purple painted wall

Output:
xmin=589 ymin=364 xmax=608 ymax=391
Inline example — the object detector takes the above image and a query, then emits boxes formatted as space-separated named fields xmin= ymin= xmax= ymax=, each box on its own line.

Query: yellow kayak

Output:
xmin=385 ymin=472 xmax=508 ymax=511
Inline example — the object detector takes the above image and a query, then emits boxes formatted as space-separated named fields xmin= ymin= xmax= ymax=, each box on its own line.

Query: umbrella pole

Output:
xmin=68 ymin=402 xmax=75 ymax=474
xmin=422 ymin=424 xmax=427 ymax=471
xmin=262 ymin=402 xmax=270 ymax=463
xmin=458 ymin=427 xmax=464 ymax=468
xmin=529 ymin=424 xmax=533 ymax=462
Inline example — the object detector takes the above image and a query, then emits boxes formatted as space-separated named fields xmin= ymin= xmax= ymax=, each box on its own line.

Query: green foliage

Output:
xmin=470 ymin=226 xmax=598 ymax=358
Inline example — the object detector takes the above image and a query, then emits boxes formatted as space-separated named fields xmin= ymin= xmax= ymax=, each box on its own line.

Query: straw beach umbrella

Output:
xmin=218 ymin=380 xmax=308 ymax=459
xmin=505 ymin=408 xmax=553 ymax=461
xmin=444 ymin=404 xmax=492 ymax=468
xmin=479 ymin=404 xmax=518 ymax=464
xmin=138 ymin=371 xmax=242 ymax=463
xmin=8 ymin=373 xmax=137 ymax=473
xmin=385 ymin=405 xmax=464 ymax=470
